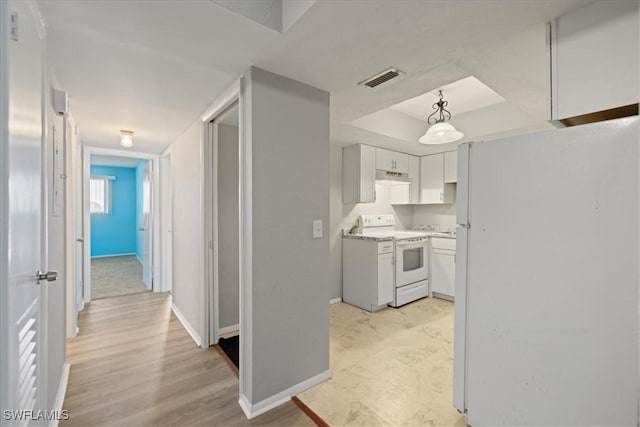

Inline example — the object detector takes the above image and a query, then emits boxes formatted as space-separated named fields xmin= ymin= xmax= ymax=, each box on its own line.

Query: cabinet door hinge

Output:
xmin=11 ymin=13 xmax=18 ymax=41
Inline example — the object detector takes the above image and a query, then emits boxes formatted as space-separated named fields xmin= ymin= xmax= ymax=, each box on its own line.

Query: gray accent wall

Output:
xmin=242 ymin=67 xmax=330 ymax=405
xmin=217 ymin=123 xmax=239 ymax=329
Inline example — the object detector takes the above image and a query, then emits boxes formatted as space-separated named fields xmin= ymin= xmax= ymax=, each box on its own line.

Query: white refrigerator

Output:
xmin=453 ymin=116 xmax=639 ymax=426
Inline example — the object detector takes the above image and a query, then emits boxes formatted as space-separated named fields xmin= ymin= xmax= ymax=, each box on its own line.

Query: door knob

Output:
xmin=76 ymin=237 xmax=84 ymax=242
xmin=139 ymin=227 xmax=145 ymax=231
xmin=36 ymin=270 xmax=58 ymax=284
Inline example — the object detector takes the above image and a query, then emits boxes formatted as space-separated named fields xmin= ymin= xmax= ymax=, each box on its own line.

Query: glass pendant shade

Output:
xmin=419 ymin=122 xmax=464 ymax=145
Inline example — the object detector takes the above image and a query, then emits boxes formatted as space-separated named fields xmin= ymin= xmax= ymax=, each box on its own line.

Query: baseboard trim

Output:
xmin=329 ymin=297 xmax=342 ymax=305
xmin=171 ymin=303 xmax=201 ymax=347
xmin=49 ymin=362 xmax=70 ymax=427
xmin=90 ymin=253 xmax=136 ymax=259
xmin=238 ymin=369 xmax=332 ymax=419
xmin=218 ymin=324 xmax=239 ymax=335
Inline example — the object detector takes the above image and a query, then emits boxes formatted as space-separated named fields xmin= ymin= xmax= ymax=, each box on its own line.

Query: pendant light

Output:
xmin=419 ymin=90 xmax=464 ymax=145
xmin=120 ymin=130 xmax=134 ymax=147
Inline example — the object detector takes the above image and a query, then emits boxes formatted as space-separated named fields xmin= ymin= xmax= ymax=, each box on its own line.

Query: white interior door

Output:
xmin=141 ymin=162 xmax=152 ymax=288
xmin=1 ymin=0 xmax=48 ymax=415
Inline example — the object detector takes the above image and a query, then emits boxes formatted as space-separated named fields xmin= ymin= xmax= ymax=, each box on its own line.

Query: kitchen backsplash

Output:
xmin=413 ymin=203 xmax=457 ymax=228
xmin=341 ymin=184 xmax=413 ymax=232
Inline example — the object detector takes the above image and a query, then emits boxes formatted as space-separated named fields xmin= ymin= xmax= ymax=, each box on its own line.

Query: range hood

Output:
xmin=376 ymin=169 xmax=411 ymax=185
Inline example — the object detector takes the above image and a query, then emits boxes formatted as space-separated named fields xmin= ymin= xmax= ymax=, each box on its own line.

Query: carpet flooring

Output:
xmin=91 ymin=255 xmax=149 ymax=300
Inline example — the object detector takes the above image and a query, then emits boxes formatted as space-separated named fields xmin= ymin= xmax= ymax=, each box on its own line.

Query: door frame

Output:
xmin=160 ymin=147 xmax=173 ymax=294
xmin=81 ymin=146 xmax=161 ymax=304
xmin=201 ymin=82 xmax=240 ymax=348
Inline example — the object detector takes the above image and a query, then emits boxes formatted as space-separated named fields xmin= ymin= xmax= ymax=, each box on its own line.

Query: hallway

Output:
xmin=62 ymin=292 xmax=314 ymax=426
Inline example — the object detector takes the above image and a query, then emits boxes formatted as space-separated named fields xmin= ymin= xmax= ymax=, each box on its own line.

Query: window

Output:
xmin=89 ymin=176 xmax=113 ymax=214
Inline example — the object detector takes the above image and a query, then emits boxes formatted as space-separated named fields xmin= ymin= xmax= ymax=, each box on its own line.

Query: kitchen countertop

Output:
xmin=342 ymin=233 xmax=394 ymax=242
xmin=342 ymin=231 xmax=456 ymax=241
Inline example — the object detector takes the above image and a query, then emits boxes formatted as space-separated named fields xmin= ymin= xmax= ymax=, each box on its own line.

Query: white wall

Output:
xmin=41 ymin=35 xmax=73 ymax=411
xmin=169 ymin=120 xmax=203 ymax=341
xmin=44 ymin=77 xmax=68 ymax=409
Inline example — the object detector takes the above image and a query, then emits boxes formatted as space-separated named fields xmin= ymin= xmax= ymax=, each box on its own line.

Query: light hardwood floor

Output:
xmin=62 ymin=292 xmax=315 ymax=426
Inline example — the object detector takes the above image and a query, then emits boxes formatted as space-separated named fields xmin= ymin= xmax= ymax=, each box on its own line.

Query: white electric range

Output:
xmin=350 ymin=214 xmax=430 ymax=308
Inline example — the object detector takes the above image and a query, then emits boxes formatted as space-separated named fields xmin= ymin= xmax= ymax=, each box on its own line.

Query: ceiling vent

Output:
xmin=358 ymin=68 xmax=405 ymax=89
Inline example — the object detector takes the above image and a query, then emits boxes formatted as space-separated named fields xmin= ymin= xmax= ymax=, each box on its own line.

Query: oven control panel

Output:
xmin=396 ymin=237 xmax=428 ymax=245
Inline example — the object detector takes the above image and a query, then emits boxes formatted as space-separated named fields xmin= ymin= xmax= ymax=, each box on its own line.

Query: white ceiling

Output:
xmin=389 ymin=76 xmax=506 ymax=120
xmin=38 ymin=0 xmax=593 ymax=154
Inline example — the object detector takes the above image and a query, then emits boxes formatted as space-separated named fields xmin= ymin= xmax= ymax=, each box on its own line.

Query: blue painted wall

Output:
xmin=90 ymin=166 xmax=137 ymax=257
xmin=135 ymin=160 xmax=148 ymax=261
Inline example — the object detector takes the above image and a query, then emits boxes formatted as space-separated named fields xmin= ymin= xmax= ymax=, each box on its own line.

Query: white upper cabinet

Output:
xmin=394 ymin=152 xmax=409 ymax=174
xmin=376 ymin=148 xmax=409 ymax=174
xmin=343 ymin=144 xmax=376 ymax=203
xmin=376 ymin=148 xmax=394 ymax=171
xmin=549 ymin=0 xmax=639 ymax=121
xmin=444 ymin=151 xmax=457 ymax=184
xmin=407 ymin=155 xmax=420 ymax=202
xmin=420 ymin=153 xmax=455 ymax=204
xmin=390 ymin=155 xmax=420 ymax=205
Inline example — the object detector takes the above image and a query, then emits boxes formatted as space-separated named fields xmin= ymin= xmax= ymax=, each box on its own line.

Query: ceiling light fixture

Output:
xmin=419 ymin=90 xmax=464 ymax=145
xmin=120 ymin=130 xmax=134 ymax=147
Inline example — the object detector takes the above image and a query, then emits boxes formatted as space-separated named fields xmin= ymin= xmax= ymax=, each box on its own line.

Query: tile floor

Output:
xmin=298 ymin=297 xmax=467 ymax=426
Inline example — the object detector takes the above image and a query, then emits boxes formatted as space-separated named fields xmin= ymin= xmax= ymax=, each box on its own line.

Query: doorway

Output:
xmin=80 ymin=147 xmax=161 ymax=307
xmin=88 ymin=155 xmax=150 ymax=300
xmin=207 ymin=101 xmax=240 ymax=369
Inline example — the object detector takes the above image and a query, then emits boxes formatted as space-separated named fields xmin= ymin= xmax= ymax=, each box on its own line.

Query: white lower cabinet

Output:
xmin=430 ymin=238 xmax=455 ymax=300
xmin=377 ymin=252 xmax=394 ymax=305
xmin=343 ymin=238 xmax=394 ymax=312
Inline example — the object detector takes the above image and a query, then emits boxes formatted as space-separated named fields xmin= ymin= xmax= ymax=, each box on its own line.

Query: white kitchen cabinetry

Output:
xmin=390 ymin=155 xmax=420 ymax=205
xmin=343 ymin=239 xmax=394 ymax=312
xmin=444 ymin=151 xmax=457 ymax=184
xmin=420 ymin=153 xmax=455 ymax=204
xmin=377 ymin=251 xmax=394 ymax=306
xmin=343 ymin=144 xmax=376 ymax=203
xmin=376 ymin=147 xmax=409 ymax=174
xmin=549 ymin=0 xmax=639 ymax=121
xmin=430 ymin=238 xmax=455 ymax=300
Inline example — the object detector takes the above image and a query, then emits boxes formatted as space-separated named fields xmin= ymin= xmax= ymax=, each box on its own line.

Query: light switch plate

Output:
xmin=313 ymin=220 xmax=323 ymax=239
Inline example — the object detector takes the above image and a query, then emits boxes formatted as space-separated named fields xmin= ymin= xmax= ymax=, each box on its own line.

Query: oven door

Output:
xmin=395 ymin=240 xmax=429 ymax=287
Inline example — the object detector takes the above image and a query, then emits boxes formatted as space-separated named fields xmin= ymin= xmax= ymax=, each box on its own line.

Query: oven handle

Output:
xmin=396 ymin=240 xmax=428 ymax=247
